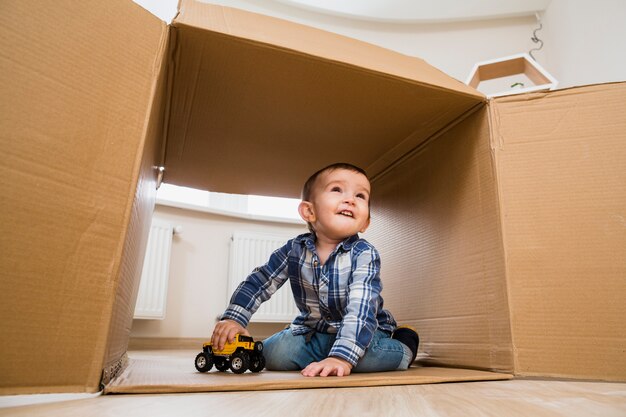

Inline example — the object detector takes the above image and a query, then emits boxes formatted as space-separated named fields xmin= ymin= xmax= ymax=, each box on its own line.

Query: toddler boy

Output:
xmin=211 ymin=163 xmax=418 ymax=376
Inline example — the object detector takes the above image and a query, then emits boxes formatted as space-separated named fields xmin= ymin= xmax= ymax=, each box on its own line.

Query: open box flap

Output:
xmin=0 ymin=0 xmax=168 ymax=394
xmin=103 ymin=350 xmax=512 ymax=394
xmin=163 ymin=1 xmax=485 ymax=197
xmin=174 ymin=0 xmax=482 ymax=100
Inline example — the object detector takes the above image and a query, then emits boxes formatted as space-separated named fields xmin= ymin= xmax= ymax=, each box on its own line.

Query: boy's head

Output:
xmin=299 ymin=163 xmax=371 ymax=239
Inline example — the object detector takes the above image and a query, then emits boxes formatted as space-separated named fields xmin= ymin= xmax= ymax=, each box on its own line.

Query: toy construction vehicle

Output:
xmin=194 ymin=334 xmax=265 ymax=374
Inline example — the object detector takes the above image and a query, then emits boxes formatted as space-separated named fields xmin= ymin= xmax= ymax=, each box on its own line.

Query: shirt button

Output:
xmin=313 ymin=260 xmax=318 ymax=267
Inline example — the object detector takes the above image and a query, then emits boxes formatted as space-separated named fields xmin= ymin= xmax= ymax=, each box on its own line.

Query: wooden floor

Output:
xmin=2 ymin=378 xmax=625 ymax=417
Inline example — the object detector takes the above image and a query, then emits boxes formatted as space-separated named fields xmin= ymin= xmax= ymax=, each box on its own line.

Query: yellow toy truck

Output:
xmin=194 ymin=334 xmax=265 ymax=374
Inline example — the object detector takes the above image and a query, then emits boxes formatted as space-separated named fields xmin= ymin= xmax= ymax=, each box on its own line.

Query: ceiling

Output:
xmin=272 ymin=0 xmax=552 ymax=23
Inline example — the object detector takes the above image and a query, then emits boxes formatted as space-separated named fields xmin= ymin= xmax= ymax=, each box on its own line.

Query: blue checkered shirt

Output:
xmin=221 ymin=233 xmax=397 ymax=366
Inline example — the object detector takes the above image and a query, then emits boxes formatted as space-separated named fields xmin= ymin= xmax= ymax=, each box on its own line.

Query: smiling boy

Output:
xmin=211 ymin=163 xmax=418 ymax=376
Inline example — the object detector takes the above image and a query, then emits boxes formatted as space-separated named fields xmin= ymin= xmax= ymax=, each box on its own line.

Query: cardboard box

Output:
xmin=370 ymin=85 xmax=626 ymax=380
xmin=1 ymin=0 xmax=624 ymax=394
xmin=1 ymin=0 xmax=169 ymax=394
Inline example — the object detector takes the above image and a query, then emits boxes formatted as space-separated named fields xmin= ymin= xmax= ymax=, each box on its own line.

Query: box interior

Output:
xmin=163 ymin=0 xmax=484 ymax=197
xmin=103 ymin=350 xmax=512 ymax=394
xmin=368 ymin=105 xmax=514 ymax=373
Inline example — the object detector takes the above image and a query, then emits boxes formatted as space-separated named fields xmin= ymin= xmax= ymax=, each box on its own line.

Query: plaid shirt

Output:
xmin=221 ymin=233 xmax=397 ymax=366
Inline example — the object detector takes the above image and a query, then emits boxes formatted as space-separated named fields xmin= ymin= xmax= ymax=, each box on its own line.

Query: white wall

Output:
xmin=131 ymin=205 xmax=307 ymax=340
xmin=542 ymin=0 xmax=626 ymax=88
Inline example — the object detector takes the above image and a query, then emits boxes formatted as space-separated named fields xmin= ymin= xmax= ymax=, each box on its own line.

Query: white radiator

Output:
xmin=228 ymin=231 xmax=299 ymax=322
xmin=134 ymin=219 xmax=175 ymax=320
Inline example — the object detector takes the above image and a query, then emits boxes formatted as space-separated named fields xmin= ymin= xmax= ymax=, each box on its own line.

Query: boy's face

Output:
xmin=299 ymin=168 xmax=371 ymax=242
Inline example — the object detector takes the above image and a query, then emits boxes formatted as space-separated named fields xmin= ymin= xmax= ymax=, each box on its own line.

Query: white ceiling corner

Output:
xmin=271 ymin=0 xmax=552 ymax=23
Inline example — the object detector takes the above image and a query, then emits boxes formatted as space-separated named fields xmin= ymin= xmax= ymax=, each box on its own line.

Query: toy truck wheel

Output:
xmin=254 ymin=341 xmax=263 ymax=353
xmin=229 ymin=352 xmax=249 ymax=374
xmin=249 ymin=354 xmax=265 ymax=373
xmin=215 ymin=356 xmax=229 ymax=372
xmin=195 ymin=352 xmax=213 ymax=372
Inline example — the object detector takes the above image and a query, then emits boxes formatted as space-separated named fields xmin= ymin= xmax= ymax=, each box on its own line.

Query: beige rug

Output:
xmin=104 ymin=350 xmax=512 ymax=394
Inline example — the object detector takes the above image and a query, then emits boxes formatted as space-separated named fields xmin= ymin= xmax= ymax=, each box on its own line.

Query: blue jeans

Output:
xmin=262 ymin=328 xmax=410 ymax=372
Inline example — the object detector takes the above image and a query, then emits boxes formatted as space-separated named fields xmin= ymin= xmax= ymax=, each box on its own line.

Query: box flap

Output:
xmin=175 ymin=1 xmax=481 ymax=99
xmin=0 ymin=0 xmax=168 ymax=394
xmin=102 ymin=23 xmax=172 ymax=390
xmin=163 ymin=1 xmax=485 ymax=197
xmin=103 ymin=350 xmax=512 ymax=394
xmin=490 ymin=82 xmax=626 ymax=381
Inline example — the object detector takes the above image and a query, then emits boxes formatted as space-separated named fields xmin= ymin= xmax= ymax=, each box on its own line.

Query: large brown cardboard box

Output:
xmin=1 ymin=0 xmax=624 ymax=394
xmin=371 ymin=85 xmax=626 ymax=381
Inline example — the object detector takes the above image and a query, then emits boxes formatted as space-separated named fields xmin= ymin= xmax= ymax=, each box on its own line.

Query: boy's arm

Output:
xmin=216 ymin=240 xmax=291 ymax=338
xmin=328 ymin=244 xmax=382 ymax=368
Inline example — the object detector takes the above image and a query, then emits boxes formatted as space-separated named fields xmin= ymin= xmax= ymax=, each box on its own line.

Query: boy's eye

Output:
xmin=331 ymin=186 xmax=342 ymax=192
xmin=356 ymin=193 xmax=366 ymax=199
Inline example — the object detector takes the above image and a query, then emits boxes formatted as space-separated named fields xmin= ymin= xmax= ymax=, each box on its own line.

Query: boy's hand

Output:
xmin=301 ymin=357 xmax=353 ymax=377
xmin=211 ymin=319 xmax=250 ymax=351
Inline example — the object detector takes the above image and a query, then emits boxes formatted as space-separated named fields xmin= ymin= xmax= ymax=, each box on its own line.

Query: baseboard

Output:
xmin=128 ymin=337 xmax=207 ymax=350
xmin=129 ymin=324 xmax=286 ymax=350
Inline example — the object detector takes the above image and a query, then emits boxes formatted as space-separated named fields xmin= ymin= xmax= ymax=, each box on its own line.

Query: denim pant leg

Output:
xmin=263 ymin=328 xmax=335 ymax=371
xmin=352 ymin=330 xmax=406 ymax=373
xmin=264 ymin=328 xmax=406 ymax=373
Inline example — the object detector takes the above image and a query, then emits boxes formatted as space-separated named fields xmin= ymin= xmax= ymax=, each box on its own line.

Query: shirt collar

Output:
xmin=297 ymin=233 xmax=359 ymax=253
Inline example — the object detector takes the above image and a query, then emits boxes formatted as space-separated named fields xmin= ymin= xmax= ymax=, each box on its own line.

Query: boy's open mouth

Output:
xmin=339 ymin=210 xmax=354 ymax=217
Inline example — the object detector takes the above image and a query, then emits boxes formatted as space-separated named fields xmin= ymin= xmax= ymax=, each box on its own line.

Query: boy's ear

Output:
xmin=298 ymin=201 xmax=315 ymax=223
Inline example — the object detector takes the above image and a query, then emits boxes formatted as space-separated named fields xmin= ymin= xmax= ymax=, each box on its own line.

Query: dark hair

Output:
xmin=301 ymin=163 xmax=370 ymax=233
xmin=302 ymin=163 xmax=369 ymax=201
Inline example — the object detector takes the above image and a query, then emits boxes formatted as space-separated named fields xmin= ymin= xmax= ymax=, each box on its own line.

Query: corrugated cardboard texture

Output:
xmin=491 ymin=83 xmax=626 ymax=381
xmin=163 ymin=2 xmax=484 ymax=198
xmin=0 ymin=0 xmax=167 ymax=394
xmin=367 ymin=107 xmax=513 ymax=373
xmin=176 ymin=1 xmax=481 ymax=99
xmin=104 ymin=350 xmax=512 ymax=394
xmin=102 ymin=25 xmax=171 ymax=383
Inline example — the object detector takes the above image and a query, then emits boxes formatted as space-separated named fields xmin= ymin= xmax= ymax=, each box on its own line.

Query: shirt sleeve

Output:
xmin=220 ymin=240 xmax=291 ymax=327
xmin=328 ymin=243 xmax=382 ymax=366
